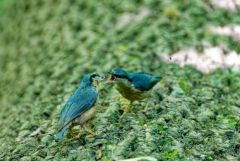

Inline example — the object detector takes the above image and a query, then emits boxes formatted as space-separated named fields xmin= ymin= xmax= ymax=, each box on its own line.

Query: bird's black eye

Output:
xmin=90 ymin=73 xmax=100 ymax=82
xmin=115 ymin=74 xmax=125 ymax=79
xmin=91 ymin=73 xmax=99 ymax=78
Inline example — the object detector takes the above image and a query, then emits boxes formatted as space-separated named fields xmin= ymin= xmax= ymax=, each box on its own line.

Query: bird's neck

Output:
xmin=79 ymin=81 xmax=92 ymax=89
xmin=126 ymin=73 xmax=134 ymax=82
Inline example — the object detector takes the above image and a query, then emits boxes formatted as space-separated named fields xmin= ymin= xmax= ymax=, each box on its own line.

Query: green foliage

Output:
xmin=0 ymin=0 xmax=240 ymax=160
xmin=160 ymin=150 xmax=180 ymax=160
xmin=178 ymin=79 xmax=192 ymax=94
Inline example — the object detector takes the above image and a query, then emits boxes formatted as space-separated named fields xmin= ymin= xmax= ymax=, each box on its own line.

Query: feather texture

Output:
xmin=110 ymin=68 xmax=161 ymax=102
xmin=128 ymin=73 xmax=161 ymax=91
xmin=55 ymin=74 xmax=98 ymax=141
xmin=60 ymin=86 xmax=97 ymax=124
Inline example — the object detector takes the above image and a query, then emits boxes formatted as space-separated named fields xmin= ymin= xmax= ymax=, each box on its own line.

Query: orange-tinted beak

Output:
xmin=108 ymin=75 xmax=116 ymax=81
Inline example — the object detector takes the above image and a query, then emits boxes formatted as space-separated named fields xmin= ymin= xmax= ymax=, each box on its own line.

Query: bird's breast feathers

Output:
xmin=74 ymin=105 xmax=96 ymax=125
xmin=116 ymin=79 xmax=149 ymax=102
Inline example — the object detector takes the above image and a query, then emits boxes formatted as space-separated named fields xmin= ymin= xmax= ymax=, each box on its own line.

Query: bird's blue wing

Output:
xmin=130 ymin=73 xmax=160 ymax=91
xmin=59 ymin=89 xmax=80 ymax=122
xmin=129 ymin=73 xmax=151 ymax=91
xmin=59 ymin=87 xmax=97 ymax=125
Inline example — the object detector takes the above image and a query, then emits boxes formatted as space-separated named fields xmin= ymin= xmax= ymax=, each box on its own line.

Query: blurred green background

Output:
xmin=0 ymin=0 xmax=240 ymax=160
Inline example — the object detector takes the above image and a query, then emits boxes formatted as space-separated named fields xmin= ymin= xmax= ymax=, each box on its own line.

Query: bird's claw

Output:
xmin=85 ymin=128 xmax=96 ymax=136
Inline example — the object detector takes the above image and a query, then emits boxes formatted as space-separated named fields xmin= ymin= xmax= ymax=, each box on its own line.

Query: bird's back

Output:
xmin=129 ymin=73 xmax=161 ymax=91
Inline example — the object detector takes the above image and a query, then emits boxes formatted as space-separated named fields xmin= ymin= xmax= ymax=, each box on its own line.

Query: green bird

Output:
xmin=55 ymin=73 xmax=104 ymax=141
xmin=108 ymin=68 xmax=161 ymax=111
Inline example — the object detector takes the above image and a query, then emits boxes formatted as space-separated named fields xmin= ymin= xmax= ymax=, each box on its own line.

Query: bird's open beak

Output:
xmin=108 ymin=75 xmax=116 ymax=82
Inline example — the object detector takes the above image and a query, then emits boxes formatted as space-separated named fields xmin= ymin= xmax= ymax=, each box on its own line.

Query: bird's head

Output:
xmin=81 ymin=73 xmax=105 ymax=87
xmin=108 ymin=68 xmax=129 ymax=82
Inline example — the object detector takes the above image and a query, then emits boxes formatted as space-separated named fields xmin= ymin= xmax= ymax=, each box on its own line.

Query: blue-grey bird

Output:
xmin=108 ymin=68 xmax=161 ymax=103
xmin=55 ymin=73 xmax=104 ymax=141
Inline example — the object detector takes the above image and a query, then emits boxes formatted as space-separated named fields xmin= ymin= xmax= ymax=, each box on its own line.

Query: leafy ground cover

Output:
xmin=0 ymin=0 xmax=240 ymax=160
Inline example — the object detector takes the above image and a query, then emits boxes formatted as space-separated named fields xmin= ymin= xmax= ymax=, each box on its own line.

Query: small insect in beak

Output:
xmin=93 ymin=75 xmax=105 ymax=86
xmin=98 ymin=76 xmax=105 ymax=81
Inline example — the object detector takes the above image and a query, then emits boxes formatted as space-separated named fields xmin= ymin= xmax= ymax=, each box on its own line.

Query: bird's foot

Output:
xmin=68 ymin=125 xmax=83 ymax=140
xmin=71 ymin=133 xmax=80 ymax=140
xmin=118 ymin=96 xmax=132 ymax=114
xmin=85 ymin=128 xmax=96 ymax=136
xmin=141 ymin=100 xmax=150 ymax=113
xmin=68 ymin=131 xmax=80 ymax=140
xmin=123 ymin=105 xmax=131 ymax=113
xmin=123 ymin=101 xmax=133 ymax=113
xmin=141 ymin=108 xmax=148 ymax=113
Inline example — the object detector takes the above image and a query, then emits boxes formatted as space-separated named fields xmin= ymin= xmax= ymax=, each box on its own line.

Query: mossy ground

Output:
xmin=0 ymin=0 xmax=240 ymax=160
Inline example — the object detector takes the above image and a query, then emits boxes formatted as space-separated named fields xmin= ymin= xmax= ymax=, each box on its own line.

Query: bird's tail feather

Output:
xmin=55 ymin=123 xmax=71 ymax=141
xmin=151 ymin=76 xmax=162 ymax=86
xmin=155 ymin=76 xmax=162 ymax=81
